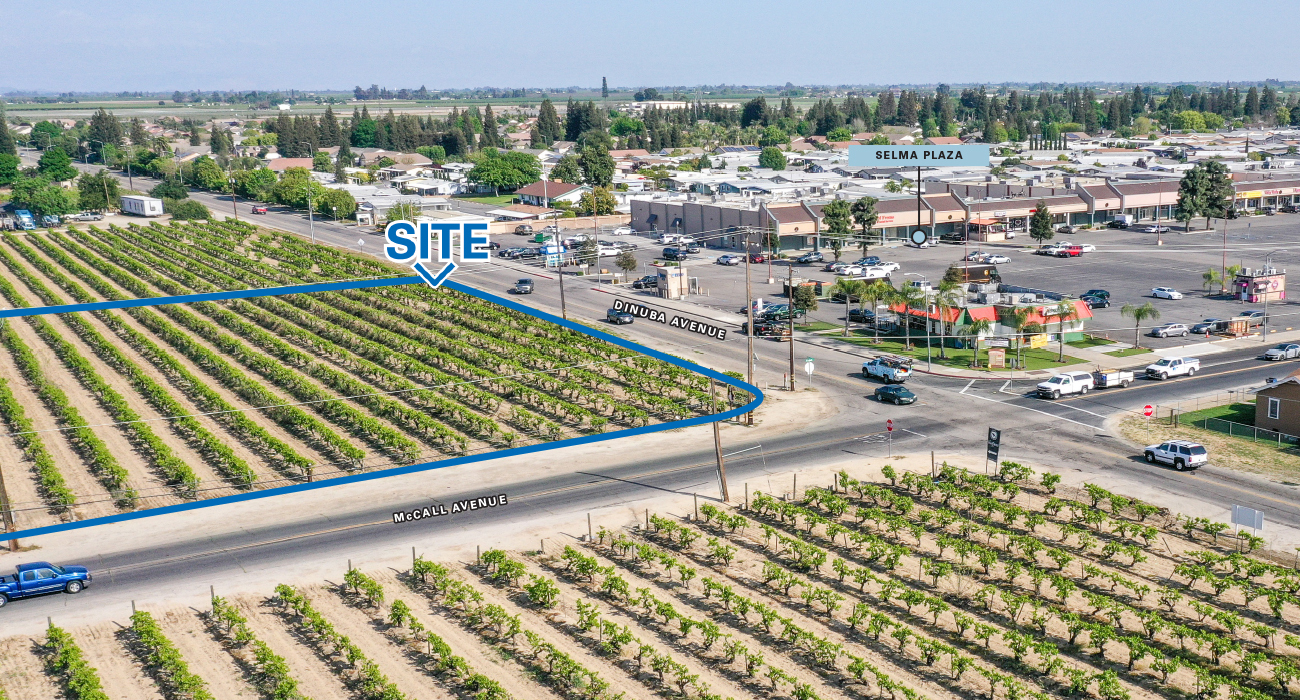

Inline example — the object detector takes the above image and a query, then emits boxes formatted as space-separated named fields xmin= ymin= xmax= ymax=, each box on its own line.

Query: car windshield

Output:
xmin=1188 ymin=446 xmax=1207 ymax=455
xmin=1047 ymin=376 xmax=1065 ymax=384
xmin=1153 ymin=359 xmax=1173 ymax=366
xmin=1275 ymin=345 xmax=1291 ymax=351
xmin=50 ymin=564 xmax=65 ymax=574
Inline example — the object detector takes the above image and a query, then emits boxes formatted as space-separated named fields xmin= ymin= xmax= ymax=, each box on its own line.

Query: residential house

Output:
xmin=515 ymin=180 xmax=589 ymax=207
xmin=267 ymin=157 xmax=315 ymax=173
xmin=1254 ymin=369 xmax=1300 ymax=436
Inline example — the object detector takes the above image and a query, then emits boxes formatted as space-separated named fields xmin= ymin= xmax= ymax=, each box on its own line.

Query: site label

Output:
xmin=384 ymin=220 xmax=492 ymax=288
xmin=849 ymin=145 xmax=991 ymax=167
xmin=611 ymin=299 xmax=728 ymax=339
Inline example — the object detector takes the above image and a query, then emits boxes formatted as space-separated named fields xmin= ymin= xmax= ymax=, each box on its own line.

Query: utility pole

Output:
xmin=229 ymin=177 xmax=239 ymax=222
xmin=544 ymin=173 xmax=568 ymax=320
xmin=301 ymin=142 xmax=316 ymax=244
xmin=710 ymin=378 xmax=730 ymax=502
xmin=787 ymin=263 xmax=796 ymax=390
xmin=744 ymin=227 xmax=755 ymax=425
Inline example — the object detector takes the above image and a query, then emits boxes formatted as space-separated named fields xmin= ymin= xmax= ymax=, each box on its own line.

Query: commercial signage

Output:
xmin=986 ymin=337 xmax=1010 ymax=348
xmin=1238 ymin=190 xmax=1264 ymax=200
xmin=986 ymin=427 xmax=1001 ymax=463
xmin=849 ymin=145 xmax=991 ymax=167
xmin=1029 ymin=334 xmax=1049 ymax=349
xmin=987 ymin=348 xmax=1005 ymax=368
xmin=1231 ymin=504 xmax=1264 ymax=531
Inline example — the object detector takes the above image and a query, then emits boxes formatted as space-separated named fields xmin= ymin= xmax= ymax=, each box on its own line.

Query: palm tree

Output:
xmin=833 ymin=278 xmax=866 ymax=337
xmin=933 ymin=280 xmax=962 ymax=360
xmin=860 ymin=280 xmax=892 ymax=343
xmin=893 ymin=284 xmax=926 ymax=350
xmin=1121 ymin=302 xmax=1161 ymax=351
xmin=961 ymin=318 xmax=994 ymax=368
xmin=1048 ymin=301 xmax=1080 ymax=362
xmin=1202 ymin=268 xmax=1223 ymax=295
xmin=1003 ymin=306 xmax=1032 ymax=370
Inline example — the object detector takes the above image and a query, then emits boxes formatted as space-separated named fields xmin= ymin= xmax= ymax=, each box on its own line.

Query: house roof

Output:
xmin=925 ymin=137 xmax=964 ymax=145
xmin=267 ymin=158 xmax=314 ymax=171
xmin=608 ymin=149 xmax=650 ymax=158
xmin=515 ymin=180 xmax=585 ymax=197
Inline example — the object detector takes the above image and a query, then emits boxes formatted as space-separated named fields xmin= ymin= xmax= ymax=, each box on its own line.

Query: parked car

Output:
xmin=939 ymin=231 xmax=967 ymax=243
xmin=1081 ymin=294 xmax=1110 ymax=309
xmin=1036 ymin=243 xmax=1067 ymax=255
xmin=1143 ymin=440 xmax=1207 ymax=471
xmin=824 ymin=261 xmax=849 ymax=273
xmin=1264 ymin=206 xmax=1278 ymax=216
xmin=1074 ymin=244 xmax=1096 ymax=253
xmin=875 ymin=261 xmax=901 ymax=272
xmin=1282 ymin=204 xmax=1300 ymax=214
xmin=862 ymin=356 xmax=913 ymax=383
xmin=607 ymin=308 xmax=634 ymax=325
xmin=662 ymin=248 xmax=687 ymax=261
xmin=512 ymin=278 xmax=534 ymax=294
xmin=983 ymin=254 xmax=1011 ymax=264
xmin=1151 ymin=287 xmax=1183 ymax=300
xmin=1139 ymin=224 xmax=1171 ymax=233
xmin=717 ymin=254 xmax=742 ymax=266
xmin=498 ymin=247 xmax=526 ymax=258
xmin=748 ymin=253 xmax=766 ymax=263
xmin=485 ymin=241 xmax=501 ymax=250
xmin=1150 ymin=323 xmax=1190 ymax=338
xmin=596 ymin=244 xmax=620 ymax=258
xmin=1264 ymin=343 xmax=1300 ymax=360
xmin=514 ymin=224 xmax=534 ymax=235
xmin=874 ymin=385 xmax=918 ymax=405
xmin=1242 ymin=310 xmax=1266 ymax=326
xmin=613 ymin=241 xmax=639 ymax=250
xmin=853 ymin=256 xmax=881 ymax=266
xmin=0 ymin=562 xmax=92 ymax=606
xmin=908 ymin=239 xmax=933 ymax=248
xmin=632 ymin=275 xmax=658 ymax=289
xmin=612 ymin=225 xmax=634 ymax=235
xmin=1054 ymin=245 xmax=1084 ymax=258
xmin=1145 ymin=356 xmax=1200 ymax=380
xmin=1056 ymin=224 xmax=1076 ymax=234
xmin=1083 ymin=289 xmax=1110 ymax=300
xmin=71 ymin=211 xmax=104 ymax=222
xmin=541 ymin=225 xmax=560 ymax=234
xmin=251 ymin=206 xmax=268 ymax=214
xmin=1106 ymin=220 xmax=1129 ymax=229
xmin=796 ymin=252 xmax=824 ymax=264
xmin=741 ymin=321 xmax=791 ymax=338
xmin=848 ymin=308 xmax=876 ymax=323
xmin=514 ymin=248 xmax=540 ymax=259
xmin=681 ymin=243 xmax=701 ymax=253
xmin=1036 ymin=371 xmax=1095 ymax=399
xmin=838 ymin=265 xmax=865 ymax=277
xmin=1190 ymin=319 xmax=1227 ymax=334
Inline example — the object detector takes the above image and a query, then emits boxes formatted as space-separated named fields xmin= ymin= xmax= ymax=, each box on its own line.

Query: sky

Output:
xmin=7 ymin=0 xmax=1299 ymax=93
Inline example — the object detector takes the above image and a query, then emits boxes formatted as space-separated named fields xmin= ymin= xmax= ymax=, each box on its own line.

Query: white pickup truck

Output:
xmin=1144 ymin=356 xmax=1200 ymax=380
xmin=1036 ymin=371 xmax=1095 ymax=399
xmin=862 ymin=356 xmax=913 ymax=383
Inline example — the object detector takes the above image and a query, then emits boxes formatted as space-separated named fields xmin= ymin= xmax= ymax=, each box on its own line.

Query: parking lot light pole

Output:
xmin=745 ymin=227 xmax=755 ymax=425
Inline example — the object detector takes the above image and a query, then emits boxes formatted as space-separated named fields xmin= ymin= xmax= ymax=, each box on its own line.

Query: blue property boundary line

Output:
xmin=1 ymin=276 xmax=763 ymax=540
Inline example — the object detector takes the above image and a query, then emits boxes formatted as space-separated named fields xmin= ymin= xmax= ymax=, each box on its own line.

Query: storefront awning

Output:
xmin=969 ymin=218 xmax=999 ymax=226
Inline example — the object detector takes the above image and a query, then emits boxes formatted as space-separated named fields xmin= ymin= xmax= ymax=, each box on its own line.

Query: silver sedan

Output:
xmin=1264 ymin=344 xmax=1300 ymax=361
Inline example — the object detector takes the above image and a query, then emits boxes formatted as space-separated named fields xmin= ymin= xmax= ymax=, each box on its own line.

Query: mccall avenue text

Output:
xmin=393 ymin=493 xmax=508 ymax=524
xmin=611 ymin=299 xmax=727 ymax=339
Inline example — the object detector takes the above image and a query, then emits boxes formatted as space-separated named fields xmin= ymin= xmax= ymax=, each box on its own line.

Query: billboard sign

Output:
xmin=849 ymin=145 xmax=991 ymax=167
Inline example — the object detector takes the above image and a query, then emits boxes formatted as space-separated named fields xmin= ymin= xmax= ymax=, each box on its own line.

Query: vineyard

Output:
xmin=5 ymin=464 xmax=1300 ymax=700
xmin=0 ymin=220 xmax=743 ymax=531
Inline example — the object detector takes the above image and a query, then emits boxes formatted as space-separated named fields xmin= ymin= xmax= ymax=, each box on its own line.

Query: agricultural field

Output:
xmin=7 ymin=464 xmax=1300 ymax=700
xmin=0 ymin=220 xmax=738 ymax=532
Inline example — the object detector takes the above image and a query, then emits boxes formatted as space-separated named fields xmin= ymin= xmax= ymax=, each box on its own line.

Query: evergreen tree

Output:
xmin=460 ymin=111 xmax=476 ymax=152
xmin=602 ymin=77 xmax=609 ymax=99
xmin=550 ymin=154 xmax=582 ymax=184
xmin=1246 ymin=87 xmax=1260 ymax=122
xmin=1029 ymin=200 xmax=1053 ymax=243
xmin=0 ymin=102 xmax=15 ymax=156
xmin=530 ymin=127 xmax=545 ymax=148
xmin=537 ymin=98 xmax=561 ymax=145
xmin=578 ymin=144 xmax=614 ymax=187
xmin=320 ymin=105 xmax=341 ymax=146
xmin=876 ymin=91 xmax=897 ymax=125
xmin=481 ymin=103 xmax=500 ymax=148
xmin=88 ymin=107 xmax=124 ymax=147
xmin=129 ymin=118 xmax=149 ymax=147
xmin=38 ymin=147 xmax=79 ymax=182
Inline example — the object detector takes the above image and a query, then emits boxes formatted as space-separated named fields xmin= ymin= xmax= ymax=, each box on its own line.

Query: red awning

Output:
xmin=968 ymin=218 xmax=1000 ymax=226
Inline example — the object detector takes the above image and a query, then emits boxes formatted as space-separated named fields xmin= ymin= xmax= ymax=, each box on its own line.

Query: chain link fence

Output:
xmin=1199 ymin=418 xmax=1300 ymax=447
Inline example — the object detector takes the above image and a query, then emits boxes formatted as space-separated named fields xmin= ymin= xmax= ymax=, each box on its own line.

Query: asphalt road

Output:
xmin=6 ymin=154 xmax=1300 ymax=622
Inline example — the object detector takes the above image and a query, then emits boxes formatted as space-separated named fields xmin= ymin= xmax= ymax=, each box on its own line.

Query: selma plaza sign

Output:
xmin=849 ymin=144 xmax=991 ymax=167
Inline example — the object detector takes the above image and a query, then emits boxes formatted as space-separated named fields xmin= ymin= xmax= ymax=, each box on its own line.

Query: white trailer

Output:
xmin=120 ymin=196 xmax=164 ymax=217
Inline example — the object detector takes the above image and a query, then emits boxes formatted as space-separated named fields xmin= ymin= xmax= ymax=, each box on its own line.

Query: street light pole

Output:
xmin=744 ymin=227 xmax=755 ymax=425
xmin=787 ymin=263 xmax=796 ymax=390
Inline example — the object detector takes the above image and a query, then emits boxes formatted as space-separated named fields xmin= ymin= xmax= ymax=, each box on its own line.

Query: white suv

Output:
xmin=1143 ymin=440 xmax=1207 ymax=471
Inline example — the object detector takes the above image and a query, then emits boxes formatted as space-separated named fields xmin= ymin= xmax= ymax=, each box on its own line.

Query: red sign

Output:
xmin=1142 ymin=405 xmax=1154 ymax=417
xmin=886 ymin=419 xmax=894 ymax=432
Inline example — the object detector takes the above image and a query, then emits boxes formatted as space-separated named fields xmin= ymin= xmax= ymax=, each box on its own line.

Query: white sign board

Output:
xmin=1231 ymin=505 xmax=1264 ymax=531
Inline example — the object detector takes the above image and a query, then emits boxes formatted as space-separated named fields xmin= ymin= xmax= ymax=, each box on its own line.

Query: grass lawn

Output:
xmin=1105 ymin=347 xmax=1154 ymax=358
xmin=1119 ymin=415 xmax=1300 ymax=484
xmin=832 ymin=332 xmax=1078 ymax=371
xmin=798 ymin=321 xmax=841 ymax=332
xmin=1176 ymin=401 xmax=1257 ymax=425
xmin=452 ymin=194 xmax=517 ymax=206
xmin=1066 ymin=335 xmax=1116 ymax=349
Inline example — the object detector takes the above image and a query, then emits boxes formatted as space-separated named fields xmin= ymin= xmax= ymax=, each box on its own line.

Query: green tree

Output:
xmin=961 ymin=318 xmax=993 ymax=367
xmin=150 ymin=178 xmax=188 ymax=200
xmin=1201 ymin=160 xmax=1234 ymax=227
xmin=231 ymin=168 xmax=277 ymax=199
xmin=578 ymin=145 xmax=615 ymax=187
xmin=615 ymin=250 xmax=638 ymax=277
xmin=468 ymin=149 xmax=542 ymax=195
xmin=893 ymin=284 xmax=925 ymax=349
xmin=185 ymin=156 xmax=229 ymax=192
xmin=38 ymin=147 xmax=79 ymax=182
xmin=821 ymin=199 xmax=853 ymax=260
xmin=209 ymin=127 xmax=232 ymax=156
xmin=87 ymin=107 xmax=124 ymax=147
xmin=1175 ymin=164 xmax=1207 ymax=231
xmin=18 ymin=180 xmax=79 ymax=218
xmin=312 ymin=151 xmax=332 ymax=172
xmin=1047 ymin=301 xmax=1079 ymax=362
xmin=933 ymin=279 xmax=962 ymax=359
xmin=791 ymin=284 xmax=818 ymax=314
xmin=536 ymin=98 xmax=561 ymax=145
xmin=165 ymin=198 xmax=211 ymax=220
xmin=758 ymin=125 xmax=789 ymax=147
xmin=0 ymin=153 xmax=19 ymax=185
xmin=576 ymin=187 xmax=617 ymax=216
xmin=827 ymin=127 xmax=853 ymax=142
xmin=0 ymin=102 xmax=16 ymax=156
xmin=317 ymin=188 xmax=357 ymax=220
xmin=867 ymin=134 xmax=891 ymax=145
xmin=833 ymin=278 xmax=866 ymax=337
xmin=860 ymin=280 xmax=892 ymax=343
xmin=1029 ymin=200 xmax=1053 ymax=243
xmin=1120 ymin=302 xmax=1160 ymax=351
xmin=77 ymin=170 xmax=121 ymax=211
xmin=550 ymin=154 xmax=582 ymax=184
xmin=850 ymin=196 xmax=879 ymax=251
xmin=758 ymin=147 xmax=787 ymax=170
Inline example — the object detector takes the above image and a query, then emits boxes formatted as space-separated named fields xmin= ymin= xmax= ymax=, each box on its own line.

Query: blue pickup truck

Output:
xmin=0 ymin=562 xmax=92 ymax=607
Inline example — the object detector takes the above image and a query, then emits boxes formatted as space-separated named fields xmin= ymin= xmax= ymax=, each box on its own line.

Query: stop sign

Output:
xmin=886 ymin=419 xmax=894 ymax=432
xmin=1142 ymin=405 xmax=1154 ymax=417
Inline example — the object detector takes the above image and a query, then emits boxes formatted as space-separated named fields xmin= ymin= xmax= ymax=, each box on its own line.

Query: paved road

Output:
xmin=6 ymin=154 xmax=1300 ymax=622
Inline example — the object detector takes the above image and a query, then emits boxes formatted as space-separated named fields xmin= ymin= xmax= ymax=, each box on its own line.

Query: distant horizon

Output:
xmin=10 ymin=0 xmax=1300 ymax=93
